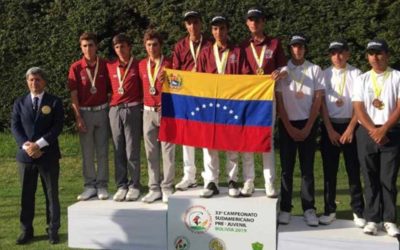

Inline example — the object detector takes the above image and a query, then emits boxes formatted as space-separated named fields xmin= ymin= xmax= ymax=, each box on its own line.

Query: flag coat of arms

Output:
xmin=159 ymin=69 xmax=275 ymax=152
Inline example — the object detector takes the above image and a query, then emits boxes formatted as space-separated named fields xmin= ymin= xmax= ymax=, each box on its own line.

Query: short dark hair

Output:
xmin=143 ymin=29 xmax=163 ymax=45
xmin=112 ymin=33 xmax=132 ymax=46
xmin=79 ymin=32 xmax=98 ymax=45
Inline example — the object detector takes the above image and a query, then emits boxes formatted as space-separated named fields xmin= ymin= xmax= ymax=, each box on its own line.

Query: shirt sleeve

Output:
xmin=35 ymin=137 xmax=49 ymax=148
xmin=275 ymin=39 xmax=287 ymax=69
xmin=172 ymin=43 xmax=181 ymax=70
xmin=314 ymin=65 xmax=325 ymax=90
xmin=67 ymin=65 xmax=78 ymax=91
xmin=352 ymin=74 xmax=364 ymax=102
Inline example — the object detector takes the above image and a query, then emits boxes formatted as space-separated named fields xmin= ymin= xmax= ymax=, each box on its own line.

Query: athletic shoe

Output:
xmin=175 ymin=179 xmax=197 ymax=191
xmin=278 ymin=211 xmax=291 ymax=225
xmin=384 ymin=222 xmax=400 ymax=237
xmin=141 ymin=190 xmax=162 ymax=203
xmin=97 ymin=188 xmax=109 ymax=200
xmin=77 ymin=187 xmax=97 ymax=201
xmin=125 ymin=187 xmax=140 ymax=201
xmin=265 ymin=183 xmax=278 ymax=198
xmin=113 ymin=188 xmax=127 ymax=202
xmin=363 ymin=222 xmax=378 ymax=235
xmin=200 ymin=182 xmax=219 ymax=198
xmin=240 ymin=181 xmax=255 ymax=197
xmin=162 ymin=190 xmax=173 ymax=203
xmin=304 ymin=209 xmax=319 ymax=227
xmin=353 ymin=213 xmax=366 ymax=228
xmin=228 ymin=180 xmax=240 ymax=197
xmin=319 ymin=213 xmax=336 ymax=225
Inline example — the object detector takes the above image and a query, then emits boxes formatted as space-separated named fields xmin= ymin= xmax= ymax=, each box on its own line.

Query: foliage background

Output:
xmin=0 ymin=0 xmax=399 ymax=131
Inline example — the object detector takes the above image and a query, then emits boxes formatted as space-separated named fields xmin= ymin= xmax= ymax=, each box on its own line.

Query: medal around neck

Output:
xmin=295 ymin=90 xmax=304 ymax=99
xmin=335 ymin=98 xmax=344 ymax=107
xmin=149 ymin=86 xmax=156 ymax=95
xmin=118 ymin=87 xmax=124 ymax=95
xmin=256 ymin=67 xmax=264 ymax=75
xmin=90 ymin=86 xmax=97 ymax=94
xmin=372 ymin=98 xmax=384 ymax=110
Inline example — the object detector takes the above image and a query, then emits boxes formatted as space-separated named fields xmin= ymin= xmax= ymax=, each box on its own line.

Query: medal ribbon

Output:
xmin=116 ymin=57 xmax=134 ymax=90
xmin=288 ymin=62 xmax=308 ymax=92
xmin=370 ymin=68 xmax=391 ymax=99
xmin=333 ymin=67 xmax=347 ymax=98
xmin=147 ymin=55 xmax=163 ymax=90
xmin=250 ymin=42 xmax=266 ymax=69
xmin=213 ymin=43 xmax=229 ymax=74
xmin=85 ymin=57 xmax=99 ymax=89
xmin=189 ymin=36 xmax=203 ymax=70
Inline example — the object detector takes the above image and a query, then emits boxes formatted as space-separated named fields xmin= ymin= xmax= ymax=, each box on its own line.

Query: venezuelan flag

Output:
xmin=159 ymin=69 xmax=275 ymax=152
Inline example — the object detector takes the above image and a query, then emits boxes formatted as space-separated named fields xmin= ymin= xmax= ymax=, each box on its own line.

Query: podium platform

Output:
xmin=168 ymin=188 xmax=278 ymax=250
xmin=68 ymin=198 xmax=167 ymax=250
xmin=278 ymin=216 xmax=399 ymax=250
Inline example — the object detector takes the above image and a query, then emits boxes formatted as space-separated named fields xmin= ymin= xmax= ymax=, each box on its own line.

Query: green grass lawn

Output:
xmin=0 ymin=132 xmax=399 ymax=249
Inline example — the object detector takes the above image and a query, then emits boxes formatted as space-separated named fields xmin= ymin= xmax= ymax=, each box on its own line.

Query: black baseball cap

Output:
xmin=246 ymin=8 xmax=265 ymax=19
xmin=210 ymin=15 xmax=228 ymax=26
xmin=289 ymin=34 xmax=307 ymax=46
xmin=366 ymin=39 xmax=389 ymax=53
xmin=183 ymin=11 xmax=201 ymax=20
xmin=328 ymin=40 xmax=349 ymax=52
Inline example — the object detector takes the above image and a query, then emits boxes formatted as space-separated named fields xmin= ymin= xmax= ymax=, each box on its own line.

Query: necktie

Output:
xmin=33 ymin=97 xmax=39 ymax=115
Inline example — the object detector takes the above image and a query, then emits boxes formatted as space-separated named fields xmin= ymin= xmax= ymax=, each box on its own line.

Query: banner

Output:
xmin=159 ymin=69 xmax=275 ymax=152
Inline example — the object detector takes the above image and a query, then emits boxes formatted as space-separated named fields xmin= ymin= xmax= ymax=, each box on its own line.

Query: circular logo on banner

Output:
xmin=184 ymin=205 xmax=212 ymax=234
xmin=209 ymin=238 xmax=226 ymax=250
xmin=174 ymin=236 xmax=190 ymax=250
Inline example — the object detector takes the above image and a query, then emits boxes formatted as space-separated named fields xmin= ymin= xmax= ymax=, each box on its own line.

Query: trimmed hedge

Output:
xmin=1 ymin=0 xmax=399 ymax=131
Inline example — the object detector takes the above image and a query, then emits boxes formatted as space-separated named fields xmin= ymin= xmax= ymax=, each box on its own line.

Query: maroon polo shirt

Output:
xmin=139 ymin=56 xmax=172 ymax=107
xmin=172 ymin=35 xmax=212 ymax=71
xmin=68 ymin=57 xmax=110 ymax=107
xmin=106 ymin=58 xmax=143 ymax=106
xmin=197 ymin=43 xmax=250 ymax=74
xmin=240 ymin=36 xmax=287 ymax=74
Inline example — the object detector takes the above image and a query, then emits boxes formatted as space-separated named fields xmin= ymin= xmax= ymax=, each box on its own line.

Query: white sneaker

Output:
xmin=141 ymin=190 xmax=162 ymax=203
xmin=199 ymin=182 xmax=219 ymax=198
xmin=304 ymin=209 xmax=319 ymax=227
xmin=240 ymin=181 xmax=255 ymax=197
xmin=363 ymin=222 xmax=378 ymax=235
xmin=77 ymin=187 xmax=97 ymax=201
xmin=175 ymin=179 xmax=197 ymax=191
xmin=353 ymin=213 xmax=366 ymax=228
xmin=113 ymin=188 xmax=128 ymax=202
xmin=278 ymin=211 xmax=291 ymax=225
xmin=265 ymin=183 xmax=278 ymax=198
xmin=319 ymin=213 xmax=336 ymax=225
xmin=97 ymin=188 xmax=109 ymax=200
xmin=384 ymin=222 xmax=400 ymax=237
xmin=162 ymin=190 xmax=173 ymax=203
xmin=125 ymin=187 xmax=140 ymax=201
xmin=228 ymin=181 xmax=240 ymax=198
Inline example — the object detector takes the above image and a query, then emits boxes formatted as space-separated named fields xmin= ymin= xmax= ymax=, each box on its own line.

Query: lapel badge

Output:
xmin=41 ymin=105 xmax=52 ymax=114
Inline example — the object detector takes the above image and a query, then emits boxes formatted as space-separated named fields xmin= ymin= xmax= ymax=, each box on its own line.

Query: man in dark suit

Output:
xmin=11 ymin=67 xmax=64 ymax=244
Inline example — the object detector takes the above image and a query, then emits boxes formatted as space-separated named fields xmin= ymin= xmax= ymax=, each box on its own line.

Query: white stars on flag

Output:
xmin=190 ymin=102 xmax=239 ymax=120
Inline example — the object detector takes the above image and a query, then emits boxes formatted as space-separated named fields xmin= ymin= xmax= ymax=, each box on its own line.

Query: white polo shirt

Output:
xmin=324 ymin=64 xmax=361 ymax=119
xmin=352 ymin=67 xmax=400 ymax=125
xmin=276 ymin=60 xmax=325 ymax=121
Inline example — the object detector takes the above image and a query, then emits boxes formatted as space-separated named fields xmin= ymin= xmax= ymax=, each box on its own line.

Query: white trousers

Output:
xmin=182 ymin=145 xmax=196 ymax=182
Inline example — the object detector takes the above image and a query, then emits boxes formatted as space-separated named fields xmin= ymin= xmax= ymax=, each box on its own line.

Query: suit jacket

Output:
xmin=11 ymin=92 xmax=64 ymax=164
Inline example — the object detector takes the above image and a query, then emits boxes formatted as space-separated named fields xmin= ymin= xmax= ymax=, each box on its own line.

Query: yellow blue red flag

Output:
xmin=159 ymin=69 xmax=275 ymax=152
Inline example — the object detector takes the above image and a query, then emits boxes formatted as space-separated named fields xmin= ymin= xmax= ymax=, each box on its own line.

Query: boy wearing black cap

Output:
xmin=197 ymin=15 xmax=250 ymax=198
xmin=172 ymin=11 xmax=212 ymax=191
xmin=240 ymin=7 xmax=287 ymax=198
xmin=319 ymin=40 xmax=365 ymax=227
xmin=276 ymin=34 xmax=324 ymax=227
xmin=352 ymin=39 xmax=400 ymax=236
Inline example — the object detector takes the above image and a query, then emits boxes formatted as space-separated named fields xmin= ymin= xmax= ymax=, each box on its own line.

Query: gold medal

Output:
xmin=295 ymin=91 xmax=304 ymax=99
xmin=335 ymin=98 xmax=344 ymax=107
xmin=372 ymin=98 xmax=384 ymax=110
xmin=256 ymin=67 xmax=264 ymax=75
